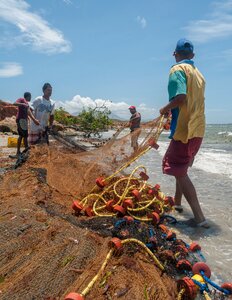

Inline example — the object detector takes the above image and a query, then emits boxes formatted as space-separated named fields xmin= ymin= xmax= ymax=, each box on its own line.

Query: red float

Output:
xmin=109 ymin=237 xmax=123 ymax=250
xmin=192 ymin=262 xmax=211 ymax=278
xmin=148 ymin=212 xmax=160 ymax=225
xmin=122 ymin=199 xmax=134 ymax=209
xmin=83 ymin=206 xmax=94 ymax=217
xmin=105 ymin=200 xmax=115 ymax=212
xmin=131 ymin=189 xmax=141 ymax=200
xmin=164 ymin=196 xmax=175 ymax=207
xmin=64 ymin=292 xmax=84 ymax=300
xmin=221 ymin=283 xmax=232 ymax=293
xmin=189 ymin=242 xmax=201 ymax=252
xmin=154 ymin=184 xmax=160 ymax=190
xmin=123 ymin=216 xmax=134 ymax=223
xmin=163 ymin=123 xmax=170 ymax=130
xmin=113 ymin=205 xmax=126 ymax=216
xmin=175 ymin=244 xmax=189 ymax=255
xmin=139 ymin=171 xmax=149 ymax=181
xmin=148 ymin=188 xmax=156 ymax=195
xmin=158 ymin=224 xmax=169 ymax=234
xmin=176 ymin=259 xmax=192 ymax=271
xmin=166 ymin=231 xmax=176 ymax=240
xmin=148 ymin=138 xmax=159 ymax=149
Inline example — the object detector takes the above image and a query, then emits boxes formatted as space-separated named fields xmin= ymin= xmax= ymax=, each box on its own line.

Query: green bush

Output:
xmin=78 ymin=106 xmax=112 ymax=137
xmin=54 ymin=107 xmax=78 ymax=125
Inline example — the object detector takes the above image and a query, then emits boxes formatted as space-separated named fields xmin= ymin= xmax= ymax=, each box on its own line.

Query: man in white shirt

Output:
xmin=29 ymin=83 xmax=55 ymax=145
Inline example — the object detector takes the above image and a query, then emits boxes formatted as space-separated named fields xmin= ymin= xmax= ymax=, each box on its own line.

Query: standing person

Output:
xmin=29 ymin=83 xmax=55 ymax=145
xmin=159 ymin=38 xmax=208 ymax=228
xmin=129 ymin=105 xmax=141 ymax=151
xmin=13 ymin=92 xmax=39 ymax=157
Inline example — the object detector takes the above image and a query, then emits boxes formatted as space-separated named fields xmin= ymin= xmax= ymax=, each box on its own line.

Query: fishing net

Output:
xmin=68 ymin=115 xmax=170 ymax=197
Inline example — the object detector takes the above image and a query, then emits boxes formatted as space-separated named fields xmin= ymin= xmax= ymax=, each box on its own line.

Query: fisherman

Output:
xmin=28 ymin=83 xmax=55 ymax=145
xmin=159 ymin=38 xmax=209 ymax=228
xmin=13 ymin=92 xmax=39 ymax=157
xmin=128 ymin=105 xmax=141 ymax=152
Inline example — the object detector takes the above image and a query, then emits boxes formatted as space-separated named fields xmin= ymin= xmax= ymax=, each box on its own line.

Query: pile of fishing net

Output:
xmin=67 ymin=164 xmax=232 ymax=300
xmin=62 ymin=116 xmax=231 ymax=300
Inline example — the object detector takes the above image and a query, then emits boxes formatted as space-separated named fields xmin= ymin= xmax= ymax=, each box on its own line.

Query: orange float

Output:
xmin=177 ymin=277 xmax=197 ymax=300
xmin=72 ymin=201 xmax=84 ymax=215
xmin=95 ymin=177 xmax=106 ymax=188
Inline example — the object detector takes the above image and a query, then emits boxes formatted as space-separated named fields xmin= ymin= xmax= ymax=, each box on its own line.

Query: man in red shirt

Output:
xmin=13 ymin=92 xmax=39 ymax=157
xmin=129 ymin=106 xmax=141 ymax=151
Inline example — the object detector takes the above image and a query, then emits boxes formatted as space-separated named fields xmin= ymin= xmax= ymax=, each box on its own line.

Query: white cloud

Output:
xmin=0 ymin=62 xmax=23 ymax=78
xmin=55 ymin=95 xmax=157 ymax=120
xmin=136 ymin=16 xmax=147 ymax=29
xmin=185 ymin=0 xmax=232 ymax=42
xmin=0 ymin=0 xmax=71 ymax=54
xmin=62 ymin=0 xmax=72 ymax=4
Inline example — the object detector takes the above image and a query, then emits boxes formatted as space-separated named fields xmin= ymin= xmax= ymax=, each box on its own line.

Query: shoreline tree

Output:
xmin=78 ymin=103 xmax=112 ymax=137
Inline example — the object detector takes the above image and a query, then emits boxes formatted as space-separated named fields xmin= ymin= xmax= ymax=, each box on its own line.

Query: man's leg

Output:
xmin=175 ymin=179 xmax=182 ymax=206
xmin=174 ymin=179 xmax=183 ymax=212
xmin=133 ymin=138 xmax=138 ymax=151
xmin=17 ymin=136 xmax=22 ymax=155
xmin=133 ymin=129 xmax=141 ymax=151
xmin=176 ymin=174 xmax=206 ymax=224
xmin=174 ymin=158 xmax=195 ymax=207
xmin=131 ymin=132 xmax=137 ymax=152
xmin=24 ymin=136 xmax=29 ymax=150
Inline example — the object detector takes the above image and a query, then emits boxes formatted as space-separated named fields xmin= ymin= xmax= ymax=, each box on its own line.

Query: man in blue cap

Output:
xmin=159 ymin=38 xmax=208 ymax=228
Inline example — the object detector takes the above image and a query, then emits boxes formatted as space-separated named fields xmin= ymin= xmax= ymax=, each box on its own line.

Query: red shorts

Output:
xmin=162 ymin=137 xmax=202 ymax=177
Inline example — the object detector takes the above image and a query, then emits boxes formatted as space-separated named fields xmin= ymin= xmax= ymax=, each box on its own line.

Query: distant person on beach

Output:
xmin=159 ymin=38 xmax=208 ymax=228
xmin=129 ymin=105 xmax=141 ymax=151
xmin=28 ymin=83 xmax=55 ymax=145
xmin=12 ymin=92 xmax=39 ymax=158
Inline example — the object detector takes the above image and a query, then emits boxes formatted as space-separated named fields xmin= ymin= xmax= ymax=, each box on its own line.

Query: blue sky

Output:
xmin=0 ymin=0 xmax=232 ymax=123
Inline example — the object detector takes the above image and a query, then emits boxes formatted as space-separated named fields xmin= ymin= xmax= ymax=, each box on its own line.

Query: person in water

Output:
xmin=159 ymin=38 xmax=209 ymax=228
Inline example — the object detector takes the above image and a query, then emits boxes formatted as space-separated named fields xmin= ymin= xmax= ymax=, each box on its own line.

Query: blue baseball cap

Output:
xmin=175 ymin=38 xmax=194 ymax=53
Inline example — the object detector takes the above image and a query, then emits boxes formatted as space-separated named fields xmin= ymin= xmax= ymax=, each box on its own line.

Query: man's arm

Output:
xmin=28 ymin=109 xmax=40 ymax=125
xmin=13 ymin=99 xmax=28 ymax=107
xmin=160 ymin=94 xmax=186 ymax=115
xmin=49 ymin=115 xmax=54 ymax=127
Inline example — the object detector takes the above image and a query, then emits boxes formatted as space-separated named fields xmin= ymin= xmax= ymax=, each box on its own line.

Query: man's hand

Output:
xmin=159 ymin=107 xmax=170 ymax=117
xmin=34 ymin=119 xmax=40 ymax=126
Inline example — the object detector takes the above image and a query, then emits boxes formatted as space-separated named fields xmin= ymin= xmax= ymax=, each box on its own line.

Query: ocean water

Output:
xmin=135 ymin=124 xmax=232 ymax=285
xmin=158 ymin=124 xmax=232 ymax=179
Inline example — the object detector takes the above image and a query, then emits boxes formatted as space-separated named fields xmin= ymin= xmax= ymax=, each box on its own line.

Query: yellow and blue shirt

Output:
xmin=168 ymin=59 xmax=206 ymax=143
